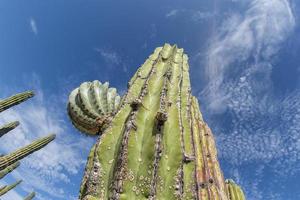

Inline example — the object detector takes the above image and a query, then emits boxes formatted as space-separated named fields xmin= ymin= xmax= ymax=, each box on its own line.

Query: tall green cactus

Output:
xmin=0 ymin=91 xmax=34 ymax=113
xmin=0 ymin=121 xmax=20 ymax=138
xmin=0 ymin=161 xmax=20 ymax=179
xmin=0 ymin=179 xmax=22 ymax=196
xmin=24 ymin=191 xmax=36 ymax=200
xmin=67 ymin=44 xmax=246 ymax=200
xmin=0 ymin=134 xmax=56 ymax=170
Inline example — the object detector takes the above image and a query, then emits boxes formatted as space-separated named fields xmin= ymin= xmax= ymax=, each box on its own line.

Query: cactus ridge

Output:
xmin=0 ymin=91 xmax=34 ymax=113
xmin=0 ymin=179 xmax=22 ymax=196
xmin=0 ymin=121 xmax=20 ymax=138
xmin=0 ymin=161 xmax=20 ymax=179
xmin=24 ymin=191 xmax=36 ymax=200
xmin=225 ymin=179 xmax=246 ymax=200
xmin=0 ymin=134 xmax=56 ymax=170
xmin=68 ymin=81 xmax=121 ymax=136
xmin=69 ymin=44 xmax=246 ymax=200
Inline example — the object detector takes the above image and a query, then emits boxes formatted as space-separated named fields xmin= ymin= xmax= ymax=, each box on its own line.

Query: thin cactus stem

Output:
xmin=0 ymin=134 xmax=56 ymax=170
xmin=68 ymin=44 xmax=245 ymax=200
xmin=24 ymin=191 xmax=36 ymax=200
xmin=0 ymin=91 xmax=34 ymax=113
xmin=0 ymin=161 xmax=20 ymax=179
xmin=0 ymin=121 xmax=20 ymax=138
xmin=0 ymin=179 xmax=22 ymax=196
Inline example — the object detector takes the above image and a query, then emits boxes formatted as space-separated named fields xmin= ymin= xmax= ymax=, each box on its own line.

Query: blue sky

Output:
xmin=0 ymin=0 xmax=299 ymax=199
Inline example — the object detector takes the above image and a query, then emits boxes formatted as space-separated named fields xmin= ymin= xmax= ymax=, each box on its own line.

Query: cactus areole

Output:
xmin=67 ymin=44 xmax=246 ymax=200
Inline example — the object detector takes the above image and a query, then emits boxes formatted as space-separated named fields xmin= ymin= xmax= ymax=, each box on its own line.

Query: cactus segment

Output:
xmin=24 ymin=191 xmax=36 ymax=200
xmin=0 ymin=91 xmax=34 ymax=113
xmin=0 ymin=134 xmax=56 ymax=170
xmin=68 ymin=81 xmax=121 ymax=136
xmin=225 ymin=179 xmax=246 ymax=200
xmin=69 ymin=44 xmax=246 ymax=200
xmin=0 ymin=121 xmax=20 ymax=138
xmin=0 ymin=179 xmax=22 ymax=196
xmin=0 ymin=161 xmax=20 ymax=179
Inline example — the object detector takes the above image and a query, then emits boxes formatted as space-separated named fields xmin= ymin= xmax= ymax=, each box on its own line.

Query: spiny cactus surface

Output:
xmin=24 ymin=191 xmax=36 ymax=200
xmin=0 ymin=91 xmax=34 ymax=113
xmin=0 ymin=179 xmax=22 ymax=196
xmin=0 ymin=134 xmax=56 ymax=170
xmin=0 ymin=121 xmax=20 ymax=138
xmin=68 ymin=44 xmax=245 ymax=200
xmin=68 ymin=81 xmax=121 ymax=135
xmin=0 ymin=161 xmax=20 ymax=179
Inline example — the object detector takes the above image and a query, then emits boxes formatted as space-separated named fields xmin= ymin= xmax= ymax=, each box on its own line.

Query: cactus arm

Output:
xmin=0 ymin=134 xmax=55 ymax=170
xmin=0 ymin=91 xmax=34 ymax=113
xmin=225 ymin=179 xmax=246 ymax=200
xmin=0 ymin=179 xmax=22 ymax=196
xmin=0 ymin=121 xmax=20 ymax=138
xmin=0 ymin=161 xmax=20 ymax=179
xmin=24 ymin=191 xmax=35 ymax=200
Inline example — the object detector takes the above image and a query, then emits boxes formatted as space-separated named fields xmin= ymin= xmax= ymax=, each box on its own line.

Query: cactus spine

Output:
xmin=24 ymin=191 xmax=36 ymax=200
xmin=0 ymin=161 xmax=20 ymax=179
xmin=0 ymin=91 xmax=34 ymax=113
xmin=0 ymin=121 xmax=20 ymax=138
xmin=0 ymin=134 xmax=56 ymax=170
xmin=0 ymin=179 xmax=22 ymax=196
xmin=68 ymin=44 xmax=245 ymax=200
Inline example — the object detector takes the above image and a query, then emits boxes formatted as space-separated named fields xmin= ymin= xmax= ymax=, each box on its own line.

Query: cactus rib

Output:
xmin=0 ymin=134 xmax=56 ymax=170
xmin=24 ymin=191 xmax=36 ymax=200
xmin=0 ymin=91 xmax=34 ymax=113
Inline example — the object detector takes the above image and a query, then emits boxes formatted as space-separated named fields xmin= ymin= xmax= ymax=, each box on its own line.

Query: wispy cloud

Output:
xmin=94 ymin=48 xmax=121 ymax=65
xmin=165 ymin=9 xmax=214 ymax=21
xmin=0 ymin=75 xmax=94 ymax=199
xmin=29 ymin=17 xmax=38 ymax=35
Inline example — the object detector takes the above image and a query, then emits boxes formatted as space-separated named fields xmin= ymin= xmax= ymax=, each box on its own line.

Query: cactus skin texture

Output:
xmin=68 ymin=44 xmax=246 ymax=200
xmin=0 ymin=91 xmax=34 ymax=113
xmin=0 ymin=134 xmax=56 ymax=170
xmin=24 ymin=191 xmax=36 ymax=200
xmin=0 ymin=179 xmax=22 ymax=196
xmin=0 ymin=161 xmax=20 ymax=179
xmin=0 ymin=121 xmax=20 ymax=138
xmin=68 ymin=81 xmax=121 ymax=136
xmin=225 ymin=179 xmax=246 ymax=200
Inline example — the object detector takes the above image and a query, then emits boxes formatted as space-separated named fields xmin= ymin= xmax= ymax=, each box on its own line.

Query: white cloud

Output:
xmin=166 ymin=9 xmax=179 ymax=18
xmin=29 ymin=17 xmax=38 ymax=35
xmin=202 ymin=0 xmax=295 ymax=112
xmin=94 ymin=48 xmax=121 ymax=65
xmin=0 ymin=76 xmax=94 ymax=199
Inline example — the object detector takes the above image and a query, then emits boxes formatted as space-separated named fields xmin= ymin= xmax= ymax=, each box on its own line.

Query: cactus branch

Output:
xmin=0 ymin=91 xmax=34 ymax=113
xmin=0 ymin=179 xmax=22 ymax=196
xmin=0 ymin=161 xmax=20 ymax=179
xmin=0 ymin=121 xmax=20 ymax=138
xmin=24 ymin=191 xmax=36 ymax=200
xmin=0 ymin=134 xmax=56 ymax=170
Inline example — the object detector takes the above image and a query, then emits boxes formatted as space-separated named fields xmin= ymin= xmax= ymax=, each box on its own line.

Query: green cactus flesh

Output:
xmin=0 ymin=161 xmax=20 ymax=179
xmin=0 ymin=179 xmax=22 ymax=196
xmin=226 ymin=180 xmax=246 ymax=200
xmin=0 ymin=134 xmax=56 ymax=170
xmin=24 ymin=191 xmax=36 ymax=200
xmin=0 ymin=121 xmax=20 ymax=138
xmin=0 ymin=91 xmax=34 ymax=113
xmin=69 ymin=44 xmax=245 ymax=200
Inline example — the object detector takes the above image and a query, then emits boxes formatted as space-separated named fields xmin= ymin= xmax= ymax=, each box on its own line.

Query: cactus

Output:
xmin=68 ymin=44 xmax=245 ymax=200
xmin=0 ymin=134 xmax=56 ymax=170
xmin=0 ymin=91 xmax=34 ymax=113
xmin=24 ymin=191 xmax=36 ymax=200
xmin=68 ymin=81 xmax=121 ymax=136
xmin=0 ymin=161 xmax=20 ymax=179
xmin=0 ymin=179 xmax=22 ymax=196
xmin=0 ymin=121 xmax=20 ymax=138
xmin=225 ymin=179 xmax=246 ymax=200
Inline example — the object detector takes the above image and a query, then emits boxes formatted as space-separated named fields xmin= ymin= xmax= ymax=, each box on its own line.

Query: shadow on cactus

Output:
xmin=67 ymin=44 xmax=246 ymax=200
